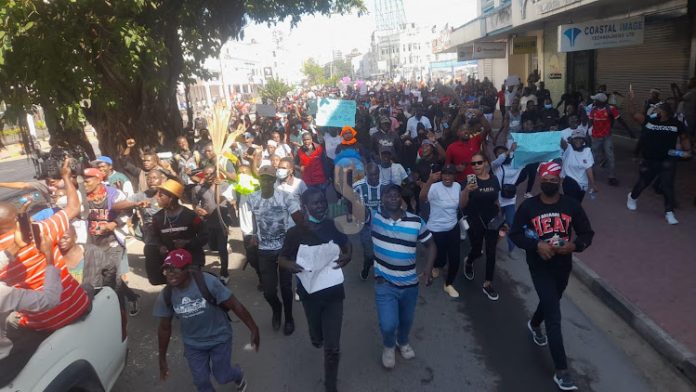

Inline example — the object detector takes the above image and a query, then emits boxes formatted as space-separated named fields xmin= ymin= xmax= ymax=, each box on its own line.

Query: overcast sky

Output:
xmin=240 ymin=0 xmax=476 ymax=73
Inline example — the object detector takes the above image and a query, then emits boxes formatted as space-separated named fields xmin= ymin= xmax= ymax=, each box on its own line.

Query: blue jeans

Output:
xmin=183 ymin=338 xmax=243 ymax=392
xmin=374 ymin=281 xmax=419 ymax=348
xmin=501 ymin=204 xmax=516 ymax=251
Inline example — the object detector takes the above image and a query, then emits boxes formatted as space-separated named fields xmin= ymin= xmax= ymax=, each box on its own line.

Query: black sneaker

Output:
xmin=464 ymin=264 xmax=474 ymax=280
xmin=360 ymin=268 xmax=369 ymax=281
xmin=482 ymin=285 xmax=499 ymax=301
xmin=283 ymin=319 xmax=295 ymax=336
xmin=128 ymin=297 xmax=140 ymax=317
xmin=553 ymin=371 xmax=579 ymax=391
xmin=608 ymin=177 xmax=619 ymax=186
xmin=272 ymin=311 xmax=281 ymax=331
xmin=527 ymin=320 xmax=548 ymax=346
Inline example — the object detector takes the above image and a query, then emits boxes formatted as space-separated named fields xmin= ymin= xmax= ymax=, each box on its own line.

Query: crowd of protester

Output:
xmin=0 ymin=72 xmax=693 ymax=392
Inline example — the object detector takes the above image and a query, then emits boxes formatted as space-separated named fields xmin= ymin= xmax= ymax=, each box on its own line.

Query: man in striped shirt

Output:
xmin=353 ymin=163 xmax=387 ymax=281
xmin=0 ymin=159 xmax=89 ymax=386
xmin=371 ymin=184 xmax=436 ymax=369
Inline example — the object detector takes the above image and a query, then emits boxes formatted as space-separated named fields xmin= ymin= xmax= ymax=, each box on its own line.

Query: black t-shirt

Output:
xmin=152 ymin=206 xmax=207 ymax=265
xmin=464 ymin=175 xmax=500 ymax=222
xmin=640 ymin=117 xmax=685 ymax=160
xmin=281 ymin=220 xmax=349 ymax=301
xmin=540 ymin=108 xmax=560 ymax=129
xmin=521 ymin=110 xmax=540 ymax=126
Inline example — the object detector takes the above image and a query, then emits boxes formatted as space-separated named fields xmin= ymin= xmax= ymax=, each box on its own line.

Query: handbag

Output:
xmin=458 ymin=208 xmax=469 ymax=240
xmin=500 ymin=165 xmax=517 ymax=199
xmin=485 ymin=214 xmax=506 ymax=231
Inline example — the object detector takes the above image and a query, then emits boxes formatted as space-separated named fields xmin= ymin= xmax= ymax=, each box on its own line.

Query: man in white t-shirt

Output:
xmin=561 ymin=129 xmax=596 ymax=203
xmin=404 ymin=106 xmax=432 ymax=139
xmin=378 ymin=150 xmax=408 ymax=185
xmin=323 ymin=128 xmax=343 ymax=162
xmin=271 ymin=131 xmax=293 ymax=159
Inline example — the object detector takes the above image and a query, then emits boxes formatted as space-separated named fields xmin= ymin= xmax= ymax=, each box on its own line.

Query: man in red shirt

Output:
xmin=445 ymin=110 xmax=491 ymax=183
xmin=589 ymin=93 xmax=621 ymax=185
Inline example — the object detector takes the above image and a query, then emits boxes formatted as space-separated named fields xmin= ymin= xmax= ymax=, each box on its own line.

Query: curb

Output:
xmin=571 ymin=257 xmax=696 ymax=386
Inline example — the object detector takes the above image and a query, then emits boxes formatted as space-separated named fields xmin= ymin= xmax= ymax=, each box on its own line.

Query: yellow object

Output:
xmin=233 ymin=173 xmax=260 ymax=195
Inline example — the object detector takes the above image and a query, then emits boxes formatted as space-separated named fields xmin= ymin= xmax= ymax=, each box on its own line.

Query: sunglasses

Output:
xmin=470 ymin=161 xmax=484 ymax=166
xmin=163 ymin=266 xmax=184 ymax=273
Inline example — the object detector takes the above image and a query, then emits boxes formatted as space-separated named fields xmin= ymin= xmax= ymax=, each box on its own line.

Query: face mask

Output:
xmin=276 ymin=168 xmax=289 ymax=179
xmin=56 ymin=195 xmax=68 ymax=209
xmin=540 ymin=182 xmax=560 ymax=196
xmin=442 ymin=123 xmax=449 ymax=129
xmin=305 ymin=208 xmax=325 ymax=223
xmin=544 ymin=104 xmax=553 ymax=109
xmin=498 ymin=153 xmax=512 ymax=165
xmin=649 ymin=112 xmax=658 ymax=120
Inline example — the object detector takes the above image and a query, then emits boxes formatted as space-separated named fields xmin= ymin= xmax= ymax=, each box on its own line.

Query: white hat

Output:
xmin=591 ymin=93 xmax=608 ymax=102
xmin=267 ymin=140 xmax=277 ymax=147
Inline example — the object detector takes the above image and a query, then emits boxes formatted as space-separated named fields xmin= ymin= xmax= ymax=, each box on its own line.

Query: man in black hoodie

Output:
xmin=510 ymin=161 xmax=594 ymax=391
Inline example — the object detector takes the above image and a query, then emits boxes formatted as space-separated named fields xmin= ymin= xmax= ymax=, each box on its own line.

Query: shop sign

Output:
xmin=519 ymin=0 xmax=582 ymax=20
xmin=511 ymin=36 xmax=537 ymax=55
xmin=472 ymin=42 xmax=507 ymax=59
xmin=457 ymin=46 xmax=474 ymax=61
xmin=548 ymin=72 xmax=562 ymax=79
xmin=558 ymin=16 xmax=644 ymax=52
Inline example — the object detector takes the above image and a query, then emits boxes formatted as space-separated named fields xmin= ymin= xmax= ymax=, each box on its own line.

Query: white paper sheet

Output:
xmin=295 ymin=241 xmax=343 ymax=294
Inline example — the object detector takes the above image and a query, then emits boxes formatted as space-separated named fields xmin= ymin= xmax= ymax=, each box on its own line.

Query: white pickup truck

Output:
xmin=1 ymin=287 xmax=128 ymax=392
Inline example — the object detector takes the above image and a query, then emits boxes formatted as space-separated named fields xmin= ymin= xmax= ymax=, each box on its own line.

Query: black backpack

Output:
xmin=162 ymin=270 xmax=230 ymax=319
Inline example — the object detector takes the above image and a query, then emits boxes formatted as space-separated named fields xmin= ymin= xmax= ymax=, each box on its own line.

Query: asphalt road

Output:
xmin=0 ymin=157 xmax=40 ymax=201
xmin=111 ymin=230 xmax=690 ymax=392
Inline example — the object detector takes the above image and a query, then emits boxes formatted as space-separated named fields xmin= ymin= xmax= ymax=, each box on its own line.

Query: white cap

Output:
xmin=591 ymin=93 xmax=608 ymax=102
xmin=267 ymin=140 xmax=277 ymax=147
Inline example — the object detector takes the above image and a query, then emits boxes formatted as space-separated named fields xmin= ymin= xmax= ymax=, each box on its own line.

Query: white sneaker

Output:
xmin=665 ymin=211 xmax=679 ymax=225
xmin=444 ymin=285 xmax=460 ymax=298
xmin=294 ymin=291 xmax=300 ymax=301
xmin=398 ymin=343 xmax=416 ymax=360
xmin=382 ymin=347 xmax=396 ymax=369
xmin=524 ymin=192 xmax=533 ymax=199
xmin=626 ymin=192 xmax=638 ymax=211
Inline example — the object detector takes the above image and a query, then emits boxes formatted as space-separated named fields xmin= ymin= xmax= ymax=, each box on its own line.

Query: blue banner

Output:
xmin=316 ymin=98 xmax=356 ymax=127
xmin=511 ymin=131 xmax=562 ymax=169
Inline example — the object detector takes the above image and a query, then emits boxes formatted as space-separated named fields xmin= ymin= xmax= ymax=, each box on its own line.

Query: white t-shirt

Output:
xmin=276 ymin=177 xmax=308 ymax=229
xmin=245 ymin=190 xmax=301 ymax=250
xmin=275 ymin=143 xmax=292 ymax=158
xmin=561 ymin=147 xmax=594 ymax=190
xmin=323 ymin=134 xmax=342 ymax=160
xmin=379 ymin=164 xmax=408 ymax=185
xmin=491 ymin=154 xmax=522 ymax=207
xmin=426 ymin=182 xmax=460 ymax=232
xmin=405 ymin=116 xmax=432 ymax=138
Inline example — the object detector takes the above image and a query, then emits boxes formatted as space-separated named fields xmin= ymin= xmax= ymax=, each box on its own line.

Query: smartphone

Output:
xmin=467 ymin=174 xmax=477 ymax=186
xmin=18 ymin=213 xmax=34 ymax=245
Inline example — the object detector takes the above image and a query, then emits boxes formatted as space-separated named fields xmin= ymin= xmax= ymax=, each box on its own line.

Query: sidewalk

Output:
xmin=571 ymin=135 xmax=696 ymax=381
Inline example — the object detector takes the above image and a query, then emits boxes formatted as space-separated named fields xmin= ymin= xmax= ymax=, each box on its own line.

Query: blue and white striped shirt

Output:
xmin=371 ymin=211 xmax=432 ymax=287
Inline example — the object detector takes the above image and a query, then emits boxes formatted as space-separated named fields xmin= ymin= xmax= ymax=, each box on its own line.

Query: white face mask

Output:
xmin=56 ymin=195 xmax=68 ymax=209
xmin=276 ymin=168 xmax=289 ymax=180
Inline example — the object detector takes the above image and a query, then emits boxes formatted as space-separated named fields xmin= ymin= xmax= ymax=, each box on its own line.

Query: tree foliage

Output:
xmin=0 ymin=0 xmax=365 ymax=156
xmin=302 ymin=58 xmax=326 ymax=86
xmin=259 ymin=78 xmax=293 ymax=104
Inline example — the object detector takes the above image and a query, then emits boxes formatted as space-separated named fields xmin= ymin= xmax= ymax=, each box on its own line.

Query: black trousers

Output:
xmin=466 ymin=217 xmax=498 ymax=282
xmin=630 ymin=159 xmax=677 ymax=212
xmin=207 ymin=224 xmax=229 ymax=277
xmin=243 ymin=235 xmax=262 ymax=284
xmin=516 ymin=162 xmax=540 ymax=193
xmin=258 ymin=250 xmax=293 ymax=320
xmin=562 ymin=176 xmax=585 ymax=203
xmin=144 ymin=244 xmax=167 ymax=285
xmin=432 ymin=224 xmax=461 ymax=286
xmin=301 ymin=295 xmax=343 ymax=392
xmin=529 ymin=261 xmax=572 ymax=371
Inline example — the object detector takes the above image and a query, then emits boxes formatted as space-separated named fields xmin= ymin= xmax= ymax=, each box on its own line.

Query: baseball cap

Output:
xmin=83 ymin=168 xmax=105 ymax=180
xmin=421 ymin=139 xmax=434 ymax=147
xmin=244 ymin=132 xmax=255 ymax=139
xmin=538 ymin=161 xmax=562 ymax=178
xmin=570 ymin=129 xmax=587 ymax=139
xmin=590 ymin=93 xmax=608 ymax=102
xmin=92 ymin=156 xmax=113 ymax=166
xmin=442 ymin=164 xmax=458 ymax=174
xmin=258 ymin=165 xmax=277 ymax=178
xmin=162 ymin=249 xmax=192 ymax=269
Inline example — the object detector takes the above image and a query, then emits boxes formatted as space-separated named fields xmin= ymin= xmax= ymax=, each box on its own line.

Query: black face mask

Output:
xmin=540 ymin=182 xmax=560 ymax=196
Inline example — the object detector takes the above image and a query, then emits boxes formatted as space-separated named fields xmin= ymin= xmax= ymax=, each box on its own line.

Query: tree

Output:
xmin=259 ymin=78 xmax=292 ymax=104
xmin=0 ymin=1 xmax=365 ymax=157
xmin=302 ymin=58 xmax=326 ymax=86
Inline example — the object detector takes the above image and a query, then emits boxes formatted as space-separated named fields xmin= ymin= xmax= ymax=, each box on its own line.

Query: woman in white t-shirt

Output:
xmin=561 ymin=129 xmax=597 ymax=202
xmin=491 ymin=144 xmax=521 ymax=251
xmin=419 ymin=164 xmax=464 ymax=298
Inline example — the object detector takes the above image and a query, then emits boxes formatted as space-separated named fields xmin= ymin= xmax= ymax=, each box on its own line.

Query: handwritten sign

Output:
xmin=255 ymin=104 xmax=276 ymax=117
xmin=316 ymin=98 xmax=356 ymax=127
xmin=511 ymin=131 xmax=562 ymax=169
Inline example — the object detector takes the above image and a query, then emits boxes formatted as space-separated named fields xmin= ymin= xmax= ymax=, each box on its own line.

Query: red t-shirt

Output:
xmin=0 ymin=210 xmax=90 ymax=331
xmin=498 ymin=90 xmax=506 ymax=107
xmin=589 ymin=106 xmax=620 ymax=138
xmin=445 ymin=133 xmax=483 ymax=181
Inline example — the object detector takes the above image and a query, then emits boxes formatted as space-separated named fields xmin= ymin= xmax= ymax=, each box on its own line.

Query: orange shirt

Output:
xmin=0 ymin=211 xmax=90 ymax=331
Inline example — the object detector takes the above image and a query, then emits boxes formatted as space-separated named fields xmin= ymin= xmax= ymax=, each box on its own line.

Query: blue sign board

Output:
xmin=316 ymin=98 xmax=356 ymax=127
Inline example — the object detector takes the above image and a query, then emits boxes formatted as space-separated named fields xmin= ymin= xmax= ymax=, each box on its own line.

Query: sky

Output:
xmin=239 ymin=0 xmax=477 ymax=78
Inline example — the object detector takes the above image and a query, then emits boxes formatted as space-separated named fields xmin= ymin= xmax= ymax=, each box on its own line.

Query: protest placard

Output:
xmin=316 ymin=98 xmax=356 ymax=127
xmin=255 ymin=104 xmax=276 ymax=117
xmin=511 ymin=131 xmax=562 ymax=169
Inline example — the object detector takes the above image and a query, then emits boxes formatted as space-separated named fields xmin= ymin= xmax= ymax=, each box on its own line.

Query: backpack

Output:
xmin=162 ymin=269 xmax=230 ymax=320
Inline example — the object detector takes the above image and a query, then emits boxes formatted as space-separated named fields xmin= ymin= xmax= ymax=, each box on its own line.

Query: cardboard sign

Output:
xmin=511 ymin=131 xmax=562 ymax=169
xmin=316 ymin=98 xmax=356 ymax=127
xmin=255 ymin=104 xmax=276 ymax=117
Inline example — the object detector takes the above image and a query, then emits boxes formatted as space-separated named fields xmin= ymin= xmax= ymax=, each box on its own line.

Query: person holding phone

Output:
xmin=460 ymin=153 xmax=501 ymax=301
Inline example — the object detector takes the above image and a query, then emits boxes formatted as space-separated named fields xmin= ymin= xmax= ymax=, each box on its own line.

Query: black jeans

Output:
xmin=466 ymin=217 xmax=498 ymax=282
xmin=630 ymin=159 xmax=677 ymax=212
xmin=258 ymin=249 xmax=293 ymax=321
xmin=144 ymin=244 xmax=167 ymax=285
xmin=301 ymin=295 xmax=343 ymax=392
xmin=243 ymin=235 xmax=261 ymax=284
xmin=529 ymin=260 xmax=572 ymax=370
xmin=207 ymin=224 xmax=229 ymax=277
xmin=516 ymin=162 xmax=540 ymax=193
xmin=562 ymin=176 xmax=585 ymax=203
xmin=432 ymin=224 xmax=461 ymax=285
xmin=0 ymin=323 xmax=51 ymax=387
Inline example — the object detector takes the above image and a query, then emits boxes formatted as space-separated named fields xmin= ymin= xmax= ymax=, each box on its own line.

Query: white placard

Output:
xmin=295 ymin=241 xmax=343 ymax=294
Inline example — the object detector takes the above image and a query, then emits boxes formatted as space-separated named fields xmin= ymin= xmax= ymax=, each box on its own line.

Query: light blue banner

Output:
xmin=316 ymin=98 xmax=356 ymax=127
xmin=511 ymin=131 xmax=562 ymax=169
